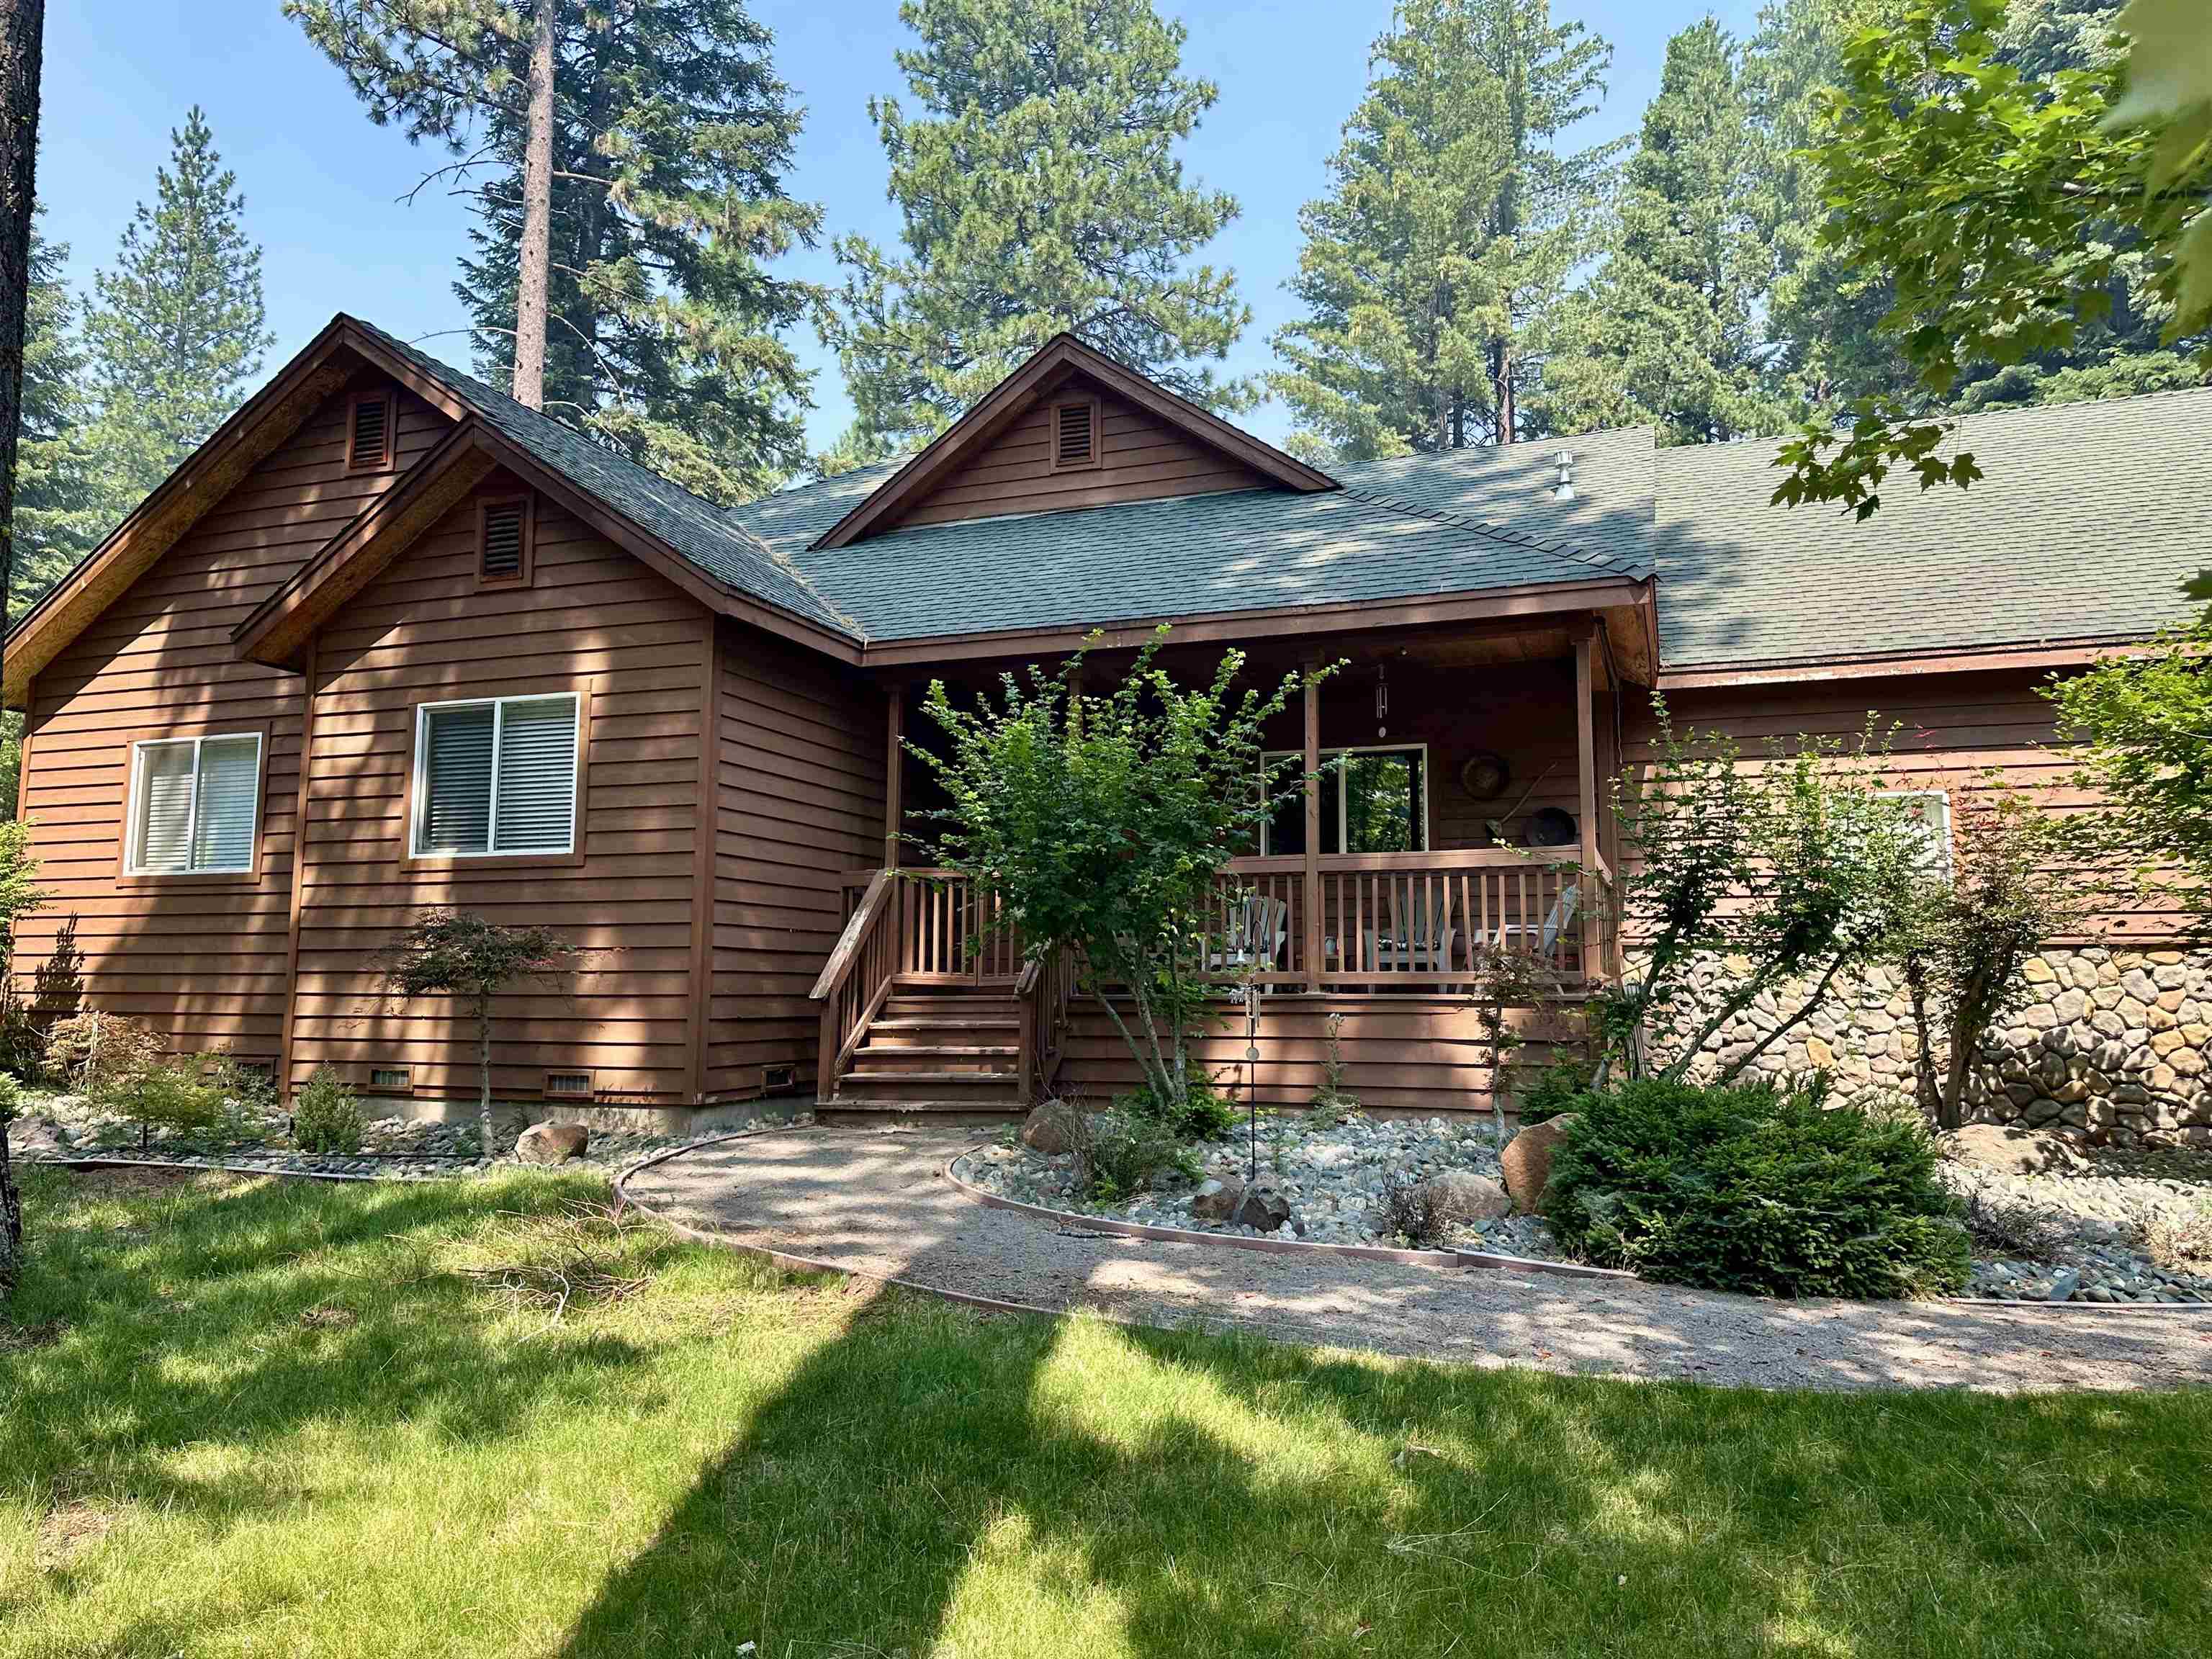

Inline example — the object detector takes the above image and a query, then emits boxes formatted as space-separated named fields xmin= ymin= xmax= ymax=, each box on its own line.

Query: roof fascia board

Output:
xmin=1655 ymin=640 xmax=2146 ymax=691
xmin=235 ymin=418 xmax=864 ymax=671
xmin=853 ymin=575 xmax=1647 ymax=668
xmin=812 ymin=333 xmax=1336 ymax=552
xmin=3 ymin=317 xmax=365 ymax=707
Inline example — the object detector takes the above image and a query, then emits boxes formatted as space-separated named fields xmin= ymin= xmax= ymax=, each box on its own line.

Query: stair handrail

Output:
xmin=810 ymin=868 xmax=894 ymax=1003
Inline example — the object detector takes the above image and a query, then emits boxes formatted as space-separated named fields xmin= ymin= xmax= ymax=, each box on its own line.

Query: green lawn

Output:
xmin=3 ymin=1168 xmax=2208 ymax=1659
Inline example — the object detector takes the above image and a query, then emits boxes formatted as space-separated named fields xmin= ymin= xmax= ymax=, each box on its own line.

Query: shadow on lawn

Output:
xmin=547 ymin=1225 xmax=2212 ymax=1659
xmin=3 ymin=1169 xmax=652 ymax=1523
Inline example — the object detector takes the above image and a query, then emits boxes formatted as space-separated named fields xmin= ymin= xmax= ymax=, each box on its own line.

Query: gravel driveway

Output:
xmin=621 ymin=1125 xmax=2212 ymax=1394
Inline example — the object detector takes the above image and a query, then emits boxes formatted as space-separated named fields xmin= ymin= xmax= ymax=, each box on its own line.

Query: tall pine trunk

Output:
xmin=511 ymin=0 xmax=557 ymax=410
xmin=0 ymin=0 xmax=44 ymax=1300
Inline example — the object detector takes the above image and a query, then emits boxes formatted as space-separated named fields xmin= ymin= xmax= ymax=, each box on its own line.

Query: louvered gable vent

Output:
xmin=347 ymin=394 xmax=391 ymax=471
xmin=1053 ymin=399 xmax=1097 ymax=469
xmin=480 ymin=500 xmax=526 ymax=579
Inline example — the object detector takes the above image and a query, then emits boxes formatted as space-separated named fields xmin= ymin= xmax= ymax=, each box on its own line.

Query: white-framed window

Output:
xmin=1259 ymin=743 xmax=1430 ymax=856
xmin=125 ymin=732 xmax=262 ymax=874
xmin=1880 ymin=788 xmax=1953 ymax=879
xmin=410 ymin=693 xmax=580 ymax=858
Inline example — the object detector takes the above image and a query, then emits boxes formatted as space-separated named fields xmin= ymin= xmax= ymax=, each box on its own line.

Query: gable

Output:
xmin=884 ymin=372 xmax=1274 ymax=531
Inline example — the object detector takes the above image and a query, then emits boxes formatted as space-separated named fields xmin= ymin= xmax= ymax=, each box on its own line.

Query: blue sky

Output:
xmin=45 ymin=1 xmax=1766 ymax=454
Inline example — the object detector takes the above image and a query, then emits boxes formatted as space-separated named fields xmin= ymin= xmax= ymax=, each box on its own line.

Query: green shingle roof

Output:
xmin=1652 ymin=385 xmax=2212 ymax=670
xmin=358 ymin=327 xmax=2212 ymax=667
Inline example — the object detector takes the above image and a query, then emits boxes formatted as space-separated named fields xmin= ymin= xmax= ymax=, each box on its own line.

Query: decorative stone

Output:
xmin=1190 ymin=1177 xmax=1244 ymax=1221
xmin=1948 ymin=1123 xmax=2082 ymax=1177
xmin=1020 ymin=1100 xmax=1087 ymax=1156
xmin=1805 ymin=1036 xmax=1835 ymax=1067
xmin=1417 ymin=1169 xmax=1511 ymax=1223
xmin=515 ymin=1121 xmax=589 ymax=1164
xmin=1231 ymin=1184 xmax=1292 ymax=1232
xmin=1501 ymin=1114 xmax=1578 ymax=1214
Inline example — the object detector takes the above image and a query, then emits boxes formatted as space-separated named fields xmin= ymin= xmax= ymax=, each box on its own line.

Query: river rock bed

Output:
xmin=957 ymin=1112 xmax=1568 ymax=1260
xmin=6 ymin=1092 xmax=789 ymax=1181
xmin=1945 ymin=1148 xmax=2212 ymax=1304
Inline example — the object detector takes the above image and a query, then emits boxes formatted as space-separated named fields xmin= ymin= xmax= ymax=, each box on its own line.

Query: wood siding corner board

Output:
xmin=12 ymin=387 xmax=457 ymax=1068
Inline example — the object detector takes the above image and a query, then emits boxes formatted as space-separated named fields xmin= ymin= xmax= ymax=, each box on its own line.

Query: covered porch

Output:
xmin=814 ymin=603 xmax=1647 ymax=1112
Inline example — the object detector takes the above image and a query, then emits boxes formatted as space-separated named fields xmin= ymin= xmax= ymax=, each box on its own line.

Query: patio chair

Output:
xmin=1480 ymin=882 xmax=1579 ymax=968
xmin=1212 ymin=892 xmax=1290 ymax=976
xmin=1362 ymin=879 xmax=1457 ymax=976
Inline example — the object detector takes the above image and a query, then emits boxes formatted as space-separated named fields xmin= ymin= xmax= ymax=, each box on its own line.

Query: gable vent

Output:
xmin=1052 ymin=399 xmax=1097 ymax=469
xmin=347 ymin=395 xmax=391 ymax=471
xmin=480 ymin=500 xmax=527 ymax=579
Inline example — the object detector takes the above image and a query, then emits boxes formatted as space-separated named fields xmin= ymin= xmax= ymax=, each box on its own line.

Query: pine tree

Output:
xmin=450 ymin=3 xmax=824 ymax=502
xmin=831 ymin=0 xmax=1254 ymax=451
xmin=1271 ymin=0 xmax=1622 ymax=462
xmin=1542 ymin=20 xmax=1784 ymax=443
xmin=80 ymin=107 xmax=271 ymax=518
xmin=292 ymin=0 xmax=824 ymax=503
xmin=10 ymin=218 xmax=99 ymax=619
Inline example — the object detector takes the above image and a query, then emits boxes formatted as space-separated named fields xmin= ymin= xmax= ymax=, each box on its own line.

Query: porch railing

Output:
xmin=1212 ymin=848 xmax=1604 ymax=985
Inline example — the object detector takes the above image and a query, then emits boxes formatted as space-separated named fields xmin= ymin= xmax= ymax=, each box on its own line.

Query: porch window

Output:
xmin=411 ymin=693 xmax=579 ymax=858
xmin=1261 ymin=745 xmax=1428 ymax=855
xmin=125 ymin=732 xmax=262 ymax=874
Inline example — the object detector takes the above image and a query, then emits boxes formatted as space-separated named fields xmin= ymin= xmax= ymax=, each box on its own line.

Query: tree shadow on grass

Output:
xmin=1 ymin=1168 xmax=656 ymax=1527
xmin=547 ymin=1223 xmax=2212 ymax=1659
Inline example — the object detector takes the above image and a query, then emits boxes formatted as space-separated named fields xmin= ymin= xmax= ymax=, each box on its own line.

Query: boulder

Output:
xmin=1501 ymin=1114 xmax=1578 ymax=1214
xmin=1020 ymin=1100 xmax=1087 ymax=1156
xmin=1418 ymin=1169 xmax=1510 ymax=1223
xmin=1190 ymin=1177 xmax=1244 ymax=1221
xmin=515 ymin=1121 xmax=589 ymax=1165
xmin=1231 ymin=1183 xmax=1293 ymax=1232
xmin=1948 ymin=1123 xmax=2084 ymax=1177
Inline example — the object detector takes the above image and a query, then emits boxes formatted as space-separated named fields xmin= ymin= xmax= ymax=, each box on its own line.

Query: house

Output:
xmin=5 ymin=317 xmax=2207 ymax=1139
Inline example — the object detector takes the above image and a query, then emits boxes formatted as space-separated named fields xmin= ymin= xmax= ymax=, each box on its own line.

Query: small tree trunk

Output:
xmin=510 ymin=0 xmax=557 ymax=410
xmin=477 ymin=999 xmax=496 ymax=1159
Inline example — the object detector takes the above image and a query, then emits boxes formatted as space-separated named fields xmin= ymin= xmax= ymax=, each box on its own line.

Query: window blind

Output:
xmin=415 ymin=694 xmax=577 ymax=857
xmin=129 ymin=733 xmax=260 ymax=874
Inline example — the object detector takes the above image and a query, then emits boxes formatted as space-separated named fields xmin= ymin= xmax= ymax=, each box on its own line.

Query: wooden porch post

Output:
xmin=884 ymin=682 xmax=904 ymax=871
xmin=1574 ymin=624 xmax=1605 ymax=978
xmin=1303 ymin=661 xmax=1322 ymax=993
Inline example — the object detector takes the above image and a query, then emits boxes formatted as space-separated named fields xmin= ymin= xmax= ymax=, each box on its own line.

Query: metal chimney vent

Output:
xmin=1553 ymin=450 xmax=1577 ymax=503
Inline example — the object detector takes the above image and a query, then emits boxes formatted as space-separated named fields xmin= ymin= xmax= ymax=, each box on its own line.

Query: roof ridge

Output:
xmin=1333 ymin=482 xmax=1640 ymax=578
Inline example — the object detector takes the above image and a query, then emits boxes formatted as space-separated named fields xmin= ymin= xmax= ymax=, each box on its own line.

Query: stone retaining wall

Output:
xmin=1648 ymin=947 xmax=2212 ymax=1145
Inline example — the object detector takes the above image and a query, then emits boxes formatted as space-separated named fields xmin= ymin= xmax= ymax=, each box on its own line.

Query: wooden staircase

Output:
xmin=832 ymin=986 xmax=1028 ymax=1110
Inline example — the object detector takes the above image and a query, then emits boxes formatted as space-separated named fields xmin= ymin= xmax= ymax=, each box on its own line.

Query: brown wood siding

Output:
xmin=1058 ymin=994 xmax=1584 ymax=1115
xmin=288 ymin=476 xmax=711 ymax=1104
xmin=708 ymin=627 xmax=885 ymax=1100
xmin=13 ymin=381 xmax=452 ymax=1064
xmin=889 ymin=380 xmax=1272 ymax=530
xmin=1630 ymin=666 xmax=2175 ymax=939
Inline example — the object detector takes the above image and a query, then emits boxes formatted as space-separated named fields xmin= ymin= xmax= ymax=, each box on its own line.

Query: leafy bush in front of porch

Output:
xmin=1078 ymin=1105 xmax=1201 ymax=1203
xmin=914 ymin=629 xmax=1327 ymax=1128
xmin=1597 ymin=696 xmax=1931 ymax=1088
xmin=1547 ymin=1078 xmax=1969 ymax=1299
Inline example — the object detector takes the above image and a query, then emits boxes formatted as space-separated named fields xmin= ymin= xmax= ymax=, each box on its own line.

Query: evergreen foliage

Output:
xmin=10 ymin=218 xmax=99 ymax=620
xmin=1271 ymin=0 xmax=1622 ymax=462
xmin=79 ymin=108 xmax=272 ymax=525
xmin=1542 ymin=20 xmax=1786 ymax=443
xmin=831 ymin=0 xmax=1254 ymax=453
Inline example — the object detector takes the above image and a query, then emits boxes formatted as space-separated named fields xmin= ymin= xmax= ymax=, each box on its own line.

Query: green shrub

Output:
xmin=1079 ymin=1107 xmax=1198 ymax=1202
xmin=1517 ymin=1056 xmax=1593 ymax=1127
xmin=1120 ymin=1077 xmax=1238 ymax=1142
xmin=293 ymin=1064 xmax=365 ymax=1156
xmin=1546 ymin=1078 xmax=1969 ymax=1299
xmin=132 ymin=1058 xmax=224 ymax=1148
xmin=0 ymin=1070 xmax=20 ymax=1125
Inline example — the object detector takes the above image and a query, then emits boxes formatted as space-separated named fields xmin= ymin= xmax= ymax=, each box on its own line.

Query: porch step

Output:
xmin=835 ymin=1072 xmax=1026 ymax=1107
xmin=850 ymin=1044 xmax=1020 ymax=1076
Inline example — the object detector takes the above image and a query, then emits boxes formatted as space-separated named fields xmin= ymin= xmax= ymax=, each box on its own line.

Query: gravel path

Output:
xmin=623 ymin=1126 xmax=2212 ymax=1394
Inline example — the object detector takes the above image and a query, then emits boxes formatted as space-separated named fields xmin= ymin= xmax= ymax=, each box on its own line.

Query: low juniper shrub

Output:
xmin=1545 ymin=1077 xmax=1969 ymax=1298
xmin=293 ymin=1064 xmax=366 ymax=1156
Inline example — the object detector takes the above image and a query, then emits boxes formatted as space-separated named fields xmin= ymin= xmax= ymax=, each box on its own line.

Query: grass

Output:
xmin=2 ymin=1168 xmax=2209 ymax=1659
